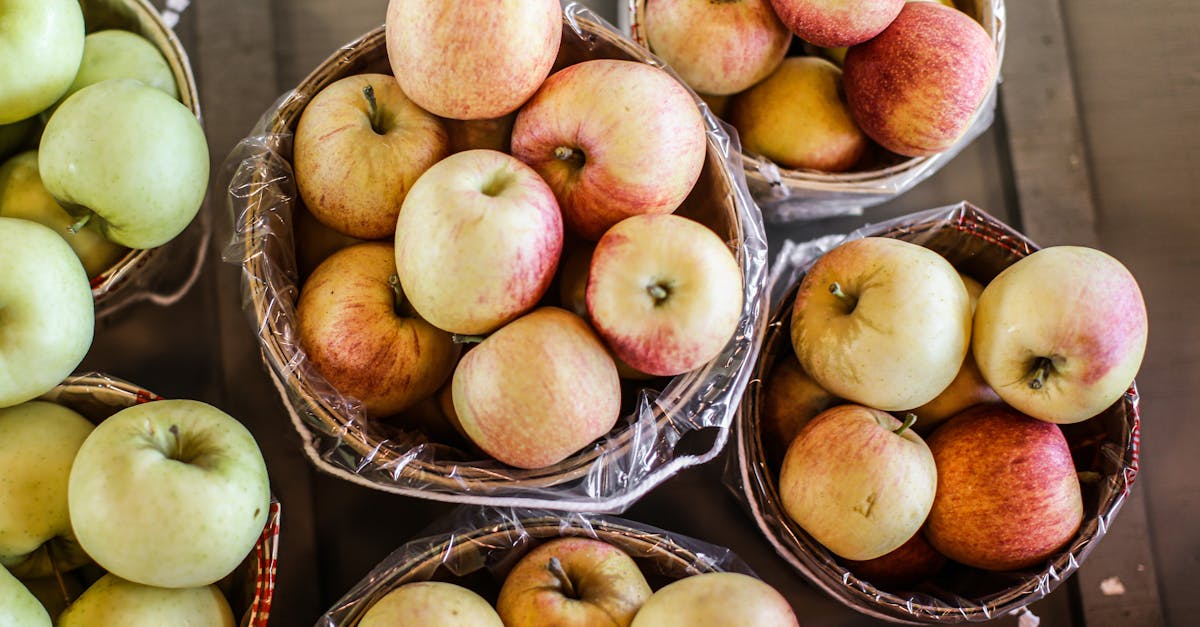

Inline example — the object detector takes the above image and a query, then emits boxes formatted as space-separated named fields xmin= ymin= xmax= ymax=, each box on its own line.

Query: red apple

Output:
xmin=843 ymin=1 xmax=996 ymax=157
xmin=292 ymin=73 xmax=447 ymax=239
xmin=760 ymin=354 xmax=838 ymax=466
xmin=511 ymin=59 xmax=707 ymax=241
xmin=643 ymin=0 xmax=791 ymax=96
xmin=925 ymin=404 xmax=1083 ymax=571
xmin=843 ymin=530 xmax=947 ymax=589
xmin=385 ymin=0 xmax=561 ymax=119
xmin=770 ymin=0 xmax=905 ymax=47
xmin=296 ymin=242 xmax=460 ymax=417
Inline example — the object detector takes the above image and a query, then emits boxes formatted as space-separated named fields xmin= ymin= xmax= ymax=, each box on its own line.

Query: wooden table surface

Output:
xmin=79 ymin=1 xmax=1196 ymax=625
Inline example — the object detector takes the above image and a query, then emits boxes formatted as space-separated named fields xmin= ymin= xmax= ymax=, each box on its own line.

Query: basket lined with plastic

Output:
xmin=729 ymin=202 xmax=1139 ymax=622
xmin=223 ymin=4 xmax=768 ymax=512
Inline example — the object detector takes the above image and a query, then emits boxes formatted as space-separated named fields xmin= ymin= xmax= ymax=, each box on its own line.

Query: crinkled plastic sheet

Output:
xmin=726 ymin=202 xmax=1140 ymax=623
xmin=316 ymin=506 xmax=760 ymax=626
xmin=626 ymin=0 xmax=1007 ymax=223
xmin=220 ymin=4 xmax=769 ymax=512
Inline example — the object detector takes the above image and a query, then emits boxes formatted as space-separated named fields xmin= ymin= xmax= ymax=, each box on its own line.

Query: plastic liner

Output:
xmin=727 ymin=202 xmax=1140 ymax=623
xmin=220 ymin=4 xmax=769 ymax=512
xmin=317 ymin=507 xmax=759 ymax=626
xmin=37 ymin=372 xmax=280 ymax=627
xmin=626 ymin=0 xmax=1007 ymax=223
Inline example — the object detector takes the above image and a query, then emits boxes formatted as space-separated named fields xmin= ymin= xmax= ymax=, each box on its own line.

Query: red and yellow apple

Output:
xmin=770 ymin=0 xmax=905 ymax=47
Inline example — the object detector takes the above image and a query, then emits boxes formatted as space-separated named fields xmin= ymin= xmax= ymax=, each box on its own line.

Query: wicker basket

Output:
xmin=627 ymin=0 xmax=1007 ymax=222
xmin=731 ymin=202 xmax=1140 ymax=622
xmin=226 ymin=5 xmax=767 ymax=511
xmin=36 ymin=373 xmax=280 ymax=626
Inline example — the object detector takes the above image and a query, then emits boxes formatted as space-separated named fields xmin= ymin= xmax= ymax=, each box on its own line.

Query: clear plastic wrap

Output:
xmin=626 ymin=0 xmax=1007 ymax=223
xmin=220 ymin=4 xmax=769 ymax=512
xmin=317 ymin=507 xmax=760 ymax=626
xmin=36 ymin=372 xmax=280 ymax=627
xmin=727 ymin=202 xmax=1140 ymax=623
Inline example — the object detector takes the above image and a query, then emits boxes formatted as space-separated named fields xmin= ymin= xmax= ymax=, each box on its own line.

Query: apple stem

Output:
xmin=894 ymin=413 xmax=918 ymax=436
xmin=51 ymin=553 xmax=71 ymax=607
xmin=547 ymin=557 xmax=577 ymax=599
xmin=387 ymin=274 xmax=407 ymax=315
xmin=828 ymin=282 xmax=857 ymax=311
xmin=362 ymin=84 xmax=382 ymax=134
xmin=452 ymin=334 xmax=486 ymax=344
xmin=553 ymin=146 xmax=585 ymax=168
xmin=68 ymin=212 xmax=92 ymax=234
xmin=1028 ymin=357 xmax=1053 ymax=390
xmin=647 ymin=282 xmax=670 ymax=305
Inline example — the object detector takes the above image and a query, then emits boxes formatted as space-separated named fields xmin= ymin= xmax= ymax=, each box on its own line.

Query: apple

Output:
xmin=842 ymin=530 xmax=947 ymax=589
xmin=629 ymin=572 xmax=798 ymax=627
xmin=293 ymin=73 xmax=447 ymax=240
xmin=442 ymin=113 xmax=516 ymax=154
xmin=727 ymin=56 xmax=868 ymax=172
xmin=0 ymin=401 xmax=94 ymax=579
xmin=760 ymin=354 xmax=838 ymax=466
xmin=292 ymin=204 xmax=363 ymax=279
xmin=770 ymin=0 xmax=905 ymax=47
xmin=67 ymin=399 xmax=270 ymax=588
xmin=385 ymin=0 xmax=561 ymax=119
xmin=511 ymin=59 xmax=707 ymax=241
xmin=778 ymin=404 xmax=937 ymax=560
xmin=38 ymin=79 xmax=209 ymax=249
xmin=643 ymin=0 xmax=791 ymax=96
xmin=57 ymin=574 xmax=234 ymax=627
xmin=0 ymin=150 xmax=128 ymax=278
xmin=359 ymin=581 xmax=502 ymax=627
xmin=452 ymin=307 xmax=621 ymax=469
xmin=790 ymin=236 xmax=971 ymax=411
xmin=587 ymin=214 xmax=742 ymax=377
xmin=51 ymin=29 xmax=178 ymax=114
xmin=0 ymin=0 xmax=84 ymax=124
xmin=908 ymin=349 xmax=1000 ymax=435
xmin=297 ymin=242 xmax=460 ymax=417
xmin=496 ymin=537 xmax=652 ymax=626
xmin=959 ymin=271 xmax=984 ymax=311
xmin=0 ymin=217 xmax=93 ymax=408
xmin=394 ymin=149 xmax=563 ymax=335
xmin=0 ymin=564 xmax=50 ymax=627
xmin=843 ymin=1 xmax=997 ymax=157
xmin=925 ymin=404 xmax=1083 ymax=571
xmin=972 ymin=246 xmax=1148 ymax=424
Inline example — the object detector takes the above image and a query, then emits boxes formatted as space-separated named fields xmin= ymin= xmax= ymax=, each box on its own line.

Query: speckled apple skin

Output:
xmin=385 ymin=0 xmax=561 ymax=120
xmin=843 ymin=2 xmax=996 ymax=157
xmin=771 ymin=0 xmax=905 ymax=47
xmin=925 ymin=404 xmax=1083 ymax=571
xmin=511 ymin=59 xmax=707 ymax=241
xmin=645 ymin=0 xmax=791 ymax=95
xmin=452 ymin=308 xmax=621 ymax=470
xmin=359 ymin=582 xmax=502 ymax=627
xmin=630 ymin=572 xmax=799 ymax=627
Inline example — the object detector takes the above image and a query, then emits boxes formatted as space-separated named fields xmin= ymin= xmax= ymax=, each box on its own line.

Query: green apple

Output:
xmin=0 ymin=217 xmax=94 ymax=408
xmin=67 ymin=399 xmax=270 ymax=588
xmin=359 ymin=581 xmax=502 ymax=627
xmin=38 ymin=78 xmax=209 ymax=249
xmin=630 ymin=572 xmax=798 ymax=626
xmin=0 ymin=401 xmax=95 ymax=579
xmin=57 ymin=574 xmax=234 ymax=627
xmin=0 ymin=150 xmax=129 ymax=277
xmin=49 ymin=29 xmax=178 ymax=115
xmin=0 ymin=0 xmax=84 ymax=124
xmin=0 ymin=564 xmax=50 ymax=627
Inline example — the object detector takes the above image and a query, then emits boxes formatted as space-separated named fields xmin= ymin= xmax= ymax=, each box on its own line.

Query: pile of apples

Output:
xmin=352 ymin=536 xmax=798 ymax=626
xmin=761 ymin=234 xmax=1147 ymax=585
xmin=639 ymin=0 xmax=998 ymax=171
xmin=289 ymin=0 xmax=745 ymax=470
xmin=0 ymin=396 xmax=271 ymax=625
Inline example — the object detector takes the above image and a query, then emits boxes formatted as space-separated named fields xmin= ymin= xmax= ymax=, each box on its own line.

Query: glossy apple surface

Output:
xmin=630 ymin=572 xmax=798 ymax=626
xmin=57 ymin=574 xmax=234 ymax=627
xmin=359 ymin=581 xmax=502 ymax=627
xmin=0 ymin=0 xmax=84 ymax=124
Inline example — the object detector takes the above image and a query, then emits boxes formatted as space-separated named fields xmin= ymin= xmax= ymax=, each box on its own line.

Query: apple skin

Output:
xmin=51 ymin=29 xmax=178 ymax=114
xmin=359 ymin=581 xmax=502 ymax=627
xmin=511 ymin=59 xmax=707 ymax=241
xmin=842 ymin=530 xmax=947 ymax=589
xmin=0 ymin=0 xmax=84 ymax=125
xmin=38 ymin=78 xmax=209 ymax=249
xmin=57 ymin=574 xmax=234 ymax=627
xmin=0 ymin=150 xmax=128 ymax=278
xmin=297 ymin=242 xmax=460 ymax=417
xmin=294 ymin=73 xmax=447 ymax=240
xmin=0 ymin=401 xmax=95 ymax=579
xmin=452 ymin=307 xmax=621 ymax=469
xmin=972 ymin=246 xmax=1148 ymax=424
xmin=790 ymin=236 xmax=971 ymax=411
xmin=497 ymin=537 xmax=652 ymax=627
xmin=779 ymin=404 xmax=937 ymax=560
xmin=728 ymin=56 xmax=868 ymax=172
xmin=67 ymin=399 xmax=270 ymax=589
xmin=0 ymin=217 xmax=94 ymax=409
xmin=630 ymin=572 xmax=798 ymax=627
xmin=908 ymin=350 xmax=1000 ymax=435
xmin=0 ymin=564 xmax=51 ymax=627
xmin=925 ymin=404 xmax=1083 ymax=571
xmin=394 ymin=149 xmax=563 ymax=335
xmin=386 ymin=0 xmax=561 ymax=120
xmin=843 ymin=2 xmax=997 ymax=157
xmin=770 ymin=0 xmax=905 ymax=47
xmin=587 ymin=214 xmax=742 ymax=377
xmin=760 ymin=354 xmax=839 ymax=466
xmin=644 ymin=0 xmax=791 ymax=96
